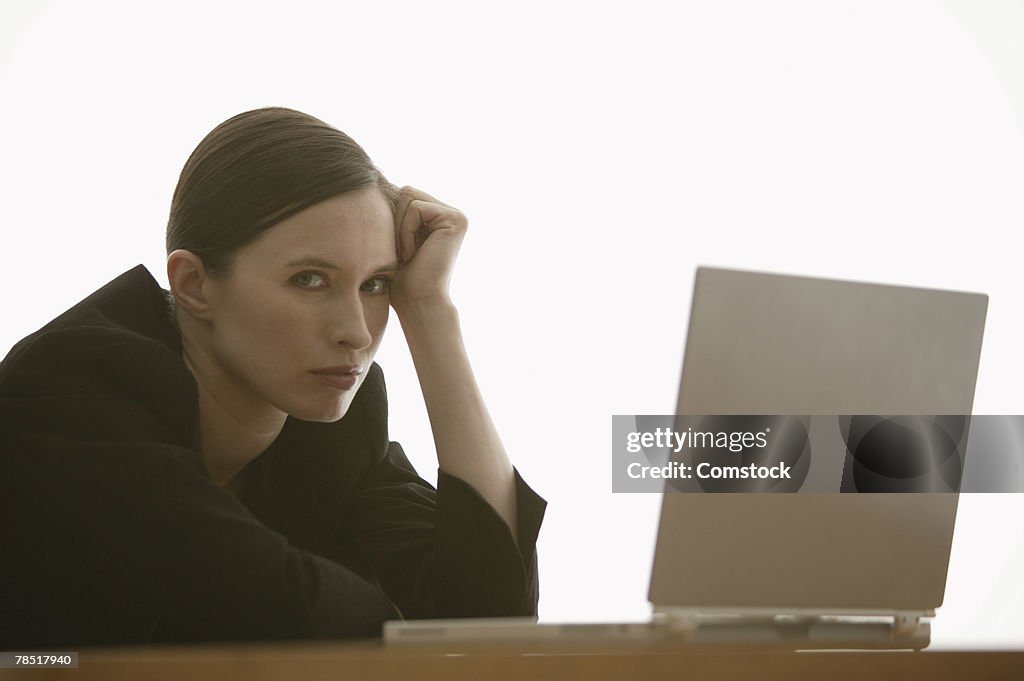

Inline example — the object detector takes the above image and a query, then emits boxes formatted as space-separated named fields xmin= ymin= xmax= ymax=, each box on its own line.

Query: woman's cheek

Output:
xmin=254 ymin=298 xmax=313 ymax=338
xmin=367 ymin=301 xmax=390 ymax=347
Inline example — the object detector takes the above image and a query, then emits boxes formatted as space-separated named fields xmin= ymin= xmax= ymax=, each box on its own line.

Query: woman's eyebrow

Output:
xmin=284 ymin=256 xmax=400 ymax=272
xmin=285 ymin=256 xmax=341 ymax=270
xmin=373 ymin=260 xmax=401 ymax=272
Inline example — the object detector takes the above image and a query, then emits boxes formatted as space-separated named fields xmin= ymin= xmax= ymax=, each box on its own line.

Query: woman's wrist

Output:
xmin=393 ymin=295 xmax=458 ymax=336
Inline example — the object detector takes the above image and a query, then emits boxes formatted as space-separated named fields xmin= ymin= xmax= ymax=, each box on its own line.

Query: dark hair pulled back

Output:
xmin=166 ymin=107 xmax=398 ymax=276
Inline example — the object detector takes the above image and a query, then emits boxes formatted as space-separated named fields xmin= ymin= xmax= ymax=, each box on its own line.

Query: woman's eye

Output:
xmin=361 ymin=277 xmax=391 ymax=296
xmin=293 ymin=272 xmax=328 ymax=289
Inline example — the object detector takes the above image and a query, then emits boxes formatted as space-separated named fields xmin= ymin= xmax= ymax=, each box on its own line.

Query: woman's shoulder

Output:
xmin=0 ymin=265 xmax=191 ymax=400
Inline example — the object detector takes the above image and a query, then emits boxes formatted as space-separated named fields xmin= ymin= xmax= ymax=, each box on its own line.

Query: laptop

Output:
xmin=384 ymin=266 xmax=989 ymax=649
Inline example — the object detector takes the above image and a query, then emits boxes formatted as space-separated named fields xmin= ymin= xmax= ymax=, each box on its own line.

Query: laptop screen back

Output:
xmin=648 ymin=267 xmax=987 ymax=612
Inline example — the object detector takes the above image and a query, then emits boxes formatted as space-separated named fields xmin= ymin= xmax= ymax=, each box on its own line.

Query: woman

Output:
xmin=0 ymin=107 xmax=545 ymax=646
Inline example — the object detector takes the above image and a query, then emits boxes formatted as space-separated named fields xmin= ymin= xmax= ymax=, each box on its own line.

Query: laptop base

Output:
xmin=384 ymin=611 xmax=930 ymax=650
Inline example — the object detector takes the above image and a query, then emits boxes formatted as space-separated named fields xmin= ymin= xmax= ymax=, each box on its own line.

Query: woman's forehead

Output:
xmin=240 ymin=190 xmax=397 ymax=268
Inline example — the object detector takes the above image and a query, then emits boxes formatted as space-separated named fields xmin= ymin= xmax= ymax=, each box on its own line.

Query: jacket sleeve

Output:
xmin=0 ymin=329 xmax=402 ymax=643
xmin=323 ymin=386 xmax=547 ymax=620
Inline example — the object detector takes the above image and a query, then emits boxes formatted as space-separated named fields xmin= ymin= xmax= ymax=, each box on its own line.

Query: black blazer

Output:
xmin=0 ymin=265 xmax=546 ymax=647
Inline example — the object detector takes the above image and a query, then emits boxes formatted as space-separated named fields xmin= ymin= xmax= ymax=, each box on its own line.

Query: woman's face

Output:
xmin=202 ymin=187 xmax=397 ymax=423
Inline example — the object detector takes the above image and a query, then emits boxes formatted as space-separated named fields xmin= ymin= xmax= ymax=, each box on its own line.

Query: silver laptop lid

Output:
xmin=648 ymin=267 xmax=987 ymax=613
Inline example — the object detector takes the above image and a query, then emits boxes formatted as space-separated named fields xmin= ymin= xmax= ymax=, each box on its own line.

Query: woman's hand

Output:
xmin=390 ymin=185 xmax=467 ymax=314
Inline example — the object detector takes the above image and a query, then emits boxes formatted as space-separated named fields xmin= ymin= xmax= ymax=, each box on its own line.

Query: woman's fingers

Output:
xmin=395 ymin=186 xmax=448 ymax=246
xmin=399 ymin=185 xmax=453 ymax=209
xmin=394 ymin=186 xmax=466 ymax=263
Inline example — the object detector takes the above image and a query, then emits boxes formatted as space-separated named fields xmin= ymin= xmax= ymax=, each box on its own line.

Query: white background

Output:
xmin=2 ymin=0 xmax=1023 ymax=649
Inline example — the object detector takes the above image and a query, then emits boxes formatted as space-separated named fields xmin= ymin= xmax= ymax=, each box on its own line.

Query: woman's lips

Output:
xmin=311 ymin=366 xmax=361 ymax=391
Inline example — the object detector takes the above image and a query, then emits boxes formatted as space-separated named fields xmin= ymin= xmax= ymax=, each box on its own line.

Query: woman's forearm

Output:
xmin=396 ymin=298 xmax=519 ymax=545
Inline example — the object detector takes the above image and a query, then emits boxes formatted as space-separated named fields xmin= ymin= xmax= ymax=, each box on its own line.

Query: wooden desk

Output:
xmin=2 ymin=641 xmax=1022 ymax=681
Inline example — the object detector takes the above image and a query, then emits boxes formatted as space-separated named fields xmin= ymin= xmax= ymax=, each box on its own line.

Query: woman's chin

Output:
xmin=288 ymin=397 xmax=352 ymax=423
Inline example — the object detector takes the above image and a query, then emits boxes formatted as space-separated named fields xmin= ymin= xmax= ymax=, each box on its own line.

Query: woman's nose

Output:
xmin=330 ymin=295 xmax=373 ymax=350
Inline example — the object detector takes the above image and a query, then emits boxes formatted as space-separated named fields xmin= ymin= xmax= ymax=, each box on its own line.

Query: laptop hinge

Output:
xmin=893 ymin=613 xmax=924 ymax=637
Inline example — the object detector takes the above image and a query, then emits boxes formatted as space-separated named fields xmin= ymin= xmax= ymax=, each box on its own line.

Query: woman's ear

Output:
xmin=167 ymin=250 xmax=214 ymax=321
